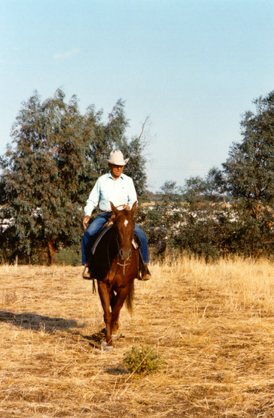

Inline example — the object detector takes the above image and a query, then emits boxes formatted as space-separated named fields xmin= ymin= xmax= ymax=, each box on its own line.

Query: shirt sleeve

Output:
xmin=84 ymin=179 xmax=100 ymax=216
xmin=127 ymin=178 xmax=138 ymax=208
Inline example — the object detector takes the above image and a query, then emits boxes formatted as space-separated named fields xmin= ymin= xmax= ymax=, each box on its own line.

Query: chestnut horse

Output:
xmin=90 ymin=201 xmax=138 ymax=350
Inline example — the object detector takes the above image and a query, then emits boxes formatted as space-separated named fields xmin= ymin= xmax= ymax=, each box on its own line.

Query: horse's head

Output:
xmin=110 ymin=201 xmax=137 ymax=261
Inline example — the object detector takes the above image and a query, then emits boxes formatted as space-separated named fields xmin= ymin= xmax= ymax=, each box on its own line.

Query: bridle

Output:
xmin=113 ymin=215 xmax=133 ymax=276
xmin=117 ymin=260 xmax=131 ymax=275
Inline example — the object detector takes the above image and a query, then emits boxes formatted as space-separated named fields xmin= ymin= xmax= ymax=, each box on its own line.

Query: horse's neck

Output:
xmin=108 ymin=226 xmax=119 ymax=256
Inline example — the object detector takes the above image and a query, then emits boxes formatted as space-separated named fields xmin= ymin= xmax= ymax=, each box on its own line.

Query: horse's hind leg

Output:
xmin=97 ymin=281 xmax=112 ymax=347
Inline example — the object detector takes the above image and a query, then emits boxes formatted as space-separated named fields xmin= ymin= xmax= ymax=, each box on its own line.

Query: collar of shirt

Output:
xmin=107 ymin=171 xmax=125 ymax=181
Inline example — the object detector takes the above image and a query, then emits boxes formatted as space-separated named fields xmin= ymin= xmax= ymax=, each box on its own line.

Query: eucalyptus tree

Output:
xmin=0 ymin=89 xmax=91 ymax=263
xmin=223 ymin=91 xmax=274 ymax=256
xmin=0 ymin=90 xmax=147 ymax=264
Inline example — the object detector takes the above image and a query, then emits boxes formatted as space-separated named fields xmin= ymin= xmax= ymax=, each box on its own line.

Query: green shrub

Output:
xmin=123 ymin=345 xmax=165 ymax=374
xmin=54 ymin=248 xmax=81 ymax=266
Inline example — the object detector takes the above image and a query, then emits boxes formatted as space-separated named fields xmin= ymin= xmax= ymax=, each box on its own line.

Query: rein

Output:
xmin=83 ymin=205 xmax=125 ymax=231
xmin=90 ymin=205 xmax=125 ymax=217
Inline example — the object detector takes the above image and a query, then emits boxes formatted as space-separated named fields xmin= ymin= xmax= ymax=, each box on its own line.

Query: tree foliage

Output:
xmin=0 ymin=89 xmax=147 ymax=264
xmin=136 ymin=181 xmax=184 ymax=254
xmin=221 ymin=91 xmax=274 ymax=257
xmin=223 ymin=91 xmax=274 ymax=210
xmin=142 ymin=91 xmax=274 ymax=261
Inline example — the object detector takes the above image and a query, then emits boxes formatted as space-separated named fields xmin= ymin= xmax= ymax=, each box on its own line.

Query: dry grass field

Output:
xmin=1 ymin=256 xmax=274 ymax=417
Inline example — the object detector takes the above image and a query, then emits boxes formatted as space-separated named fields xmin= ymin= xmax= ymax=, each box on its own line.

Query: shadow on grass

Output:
xmin=0 ymin=312 xmax=126 ymax=351
xmin=79 ymin=329 xmax=107 ymax=349
xmin=105 ymin=367 xmax=128 ymax=375
xmin=0 ymin=310 xmax=83 ymax=333
xmin=79 ymin=329 xmax=126 ymax=350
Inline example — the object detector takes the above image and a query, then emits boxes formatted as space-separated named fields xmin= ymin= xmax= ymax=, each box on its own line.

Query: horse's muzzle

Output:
xmin=119 ymin=248 xmax=131 ymax=261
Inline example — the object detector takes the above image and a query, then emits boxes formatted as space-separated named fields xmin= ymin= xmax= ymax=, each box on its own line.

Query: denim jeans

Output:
xmin=81 ymin=213 xmax=149 ymax=265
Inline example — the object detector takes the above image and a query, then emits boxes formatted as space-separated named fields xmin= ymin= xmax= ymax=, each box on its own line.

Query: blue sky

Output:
xmin=1 ymin=0 xmax=274 ymax=191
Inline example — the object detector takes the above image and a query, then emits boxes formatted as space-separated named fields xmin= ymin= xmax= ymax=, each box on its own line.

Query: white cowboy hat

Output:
xmin=105 ymin=150 xmax=129 ymax=166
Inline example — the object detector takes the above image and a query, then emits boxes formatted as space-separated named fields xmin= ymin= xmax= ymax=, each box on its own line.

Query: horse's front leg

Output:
xmin=97 ymin=281 xmax=112 ymax=347
xmin=111 ymin=286 xmax=130 ymax=337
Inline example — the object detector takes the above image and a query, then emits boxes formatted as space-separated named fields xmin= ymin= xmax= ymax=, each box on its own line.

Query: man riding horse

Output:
xmin=82 ymin=150 xmax=151 ymax=281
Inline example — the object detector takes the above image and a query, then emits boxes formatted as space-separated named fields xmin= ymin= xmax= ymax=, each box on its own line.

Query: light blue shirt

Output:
xmin=84 ymin=172 xmax=138 ymax=216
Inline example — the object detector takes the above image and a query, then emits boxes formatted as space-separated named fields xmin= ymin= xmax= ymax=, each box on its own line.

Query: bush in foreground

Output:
xmin=123 ymin=345 xmax=166 ymax=374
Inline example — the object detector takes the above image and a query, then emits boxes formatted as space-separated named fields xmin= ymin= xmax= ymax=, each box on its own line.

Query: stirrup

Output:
xmin=82 ymin=265 xmax=92 ymax=280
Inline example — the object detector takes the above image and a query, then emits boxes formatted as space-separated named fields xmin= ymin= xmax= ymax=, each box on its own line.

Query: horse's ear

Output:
xmin=110 ymin=202 xmax=119 ymax=216
xmin=130 ymin=201 xmax=138 ymax=216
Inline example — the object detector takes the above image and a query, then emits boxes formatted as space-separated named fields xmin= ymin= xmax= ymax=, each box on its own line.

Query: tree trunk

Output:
xmin=47 ymin=239 xmax=56 ymax=265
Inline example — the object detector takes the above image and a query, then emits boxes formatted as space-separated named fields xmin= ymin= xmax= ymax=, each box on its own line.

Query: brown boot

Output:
xmin=138 ymin=264 xmax=151 ymax=281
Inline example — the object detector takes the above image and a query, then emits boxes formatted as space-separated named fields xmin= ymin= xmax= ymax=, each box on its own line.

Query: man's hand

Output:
xmin=123 ymin=205 xmax=130 ymax=211
xmin=83 ymin=215 xmax=91 ymax=231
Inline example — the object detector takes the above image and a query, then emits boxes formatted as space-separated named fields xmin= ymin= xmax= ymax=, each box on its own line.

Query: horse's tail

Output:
xmin=126 ymin=280 xmax=135 ymax=314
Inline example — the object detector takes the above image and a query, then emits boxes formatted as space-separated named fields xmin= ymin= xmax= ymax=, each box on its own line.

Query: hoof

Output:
xmin=104 ymin=345 xmax=113 ymax=351
xmin=101 ymin=341 xmax=114 ymax=351
xmin=111 ymin=334 xmax=118 ymax=339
